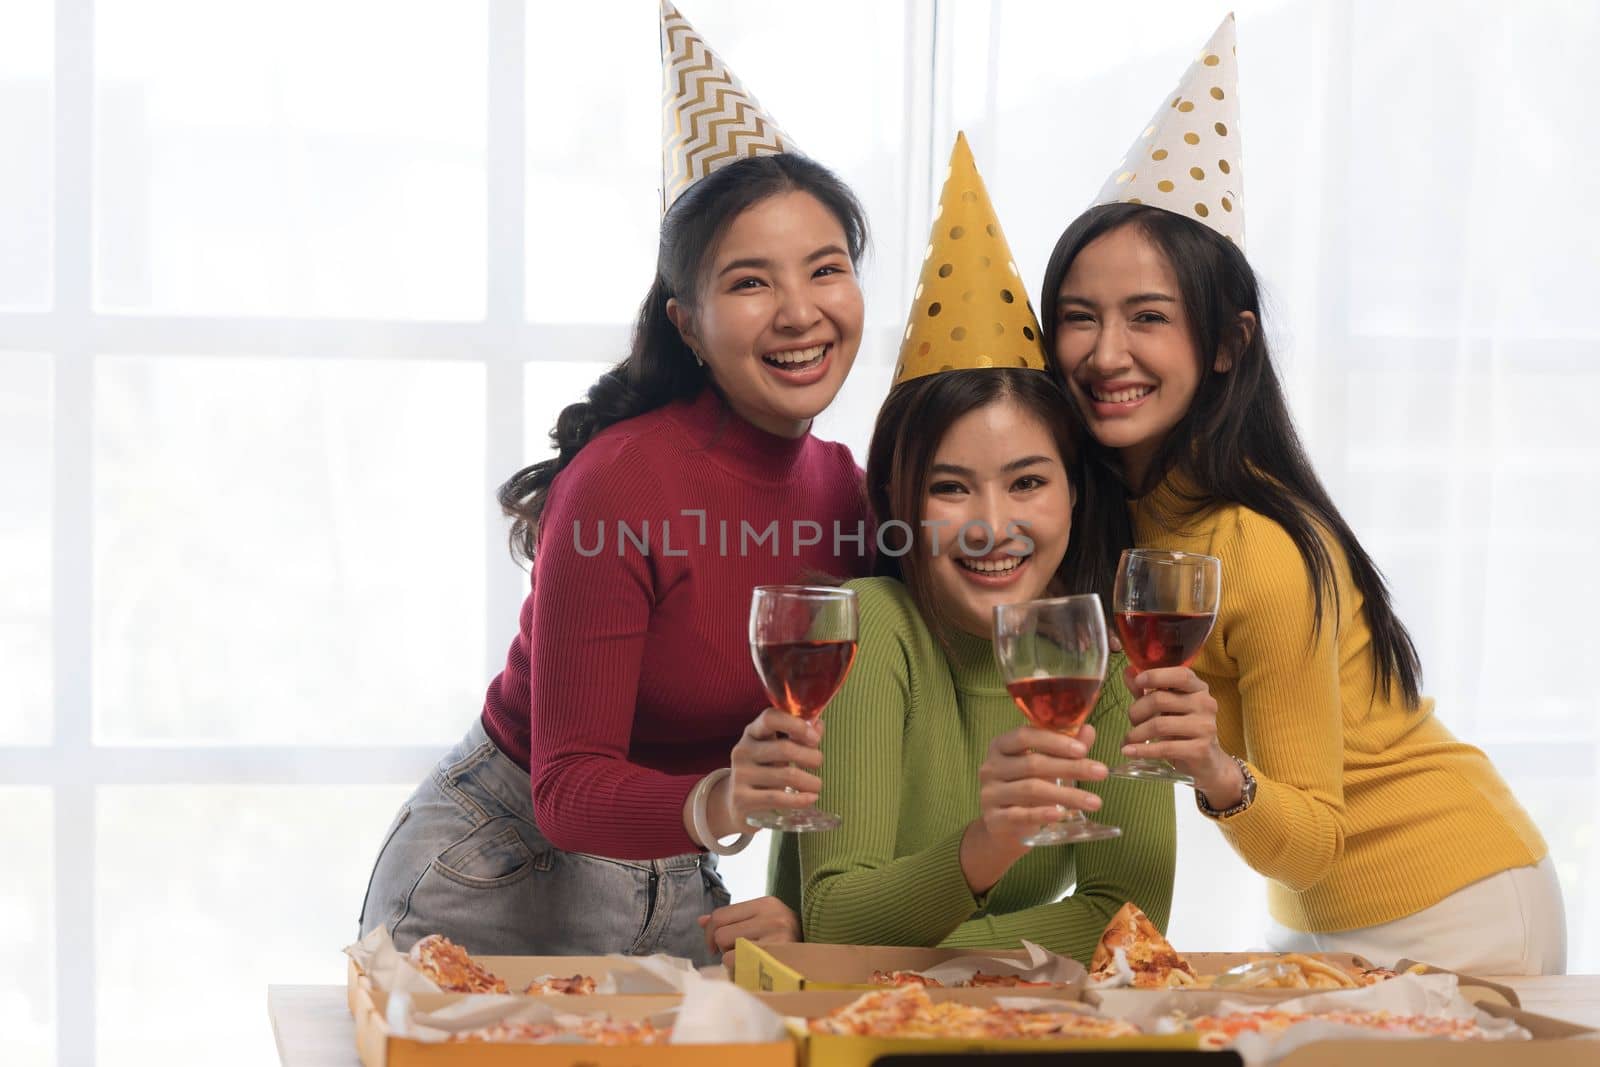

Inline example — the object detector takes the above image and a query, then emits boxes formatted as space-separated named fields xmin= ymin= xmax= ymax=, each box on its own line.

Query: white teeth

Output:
xmin=1091 ymin=385 xmax=1155 ymax=404
xmin=764 ymin=343 xmax=827 ymax=366
xmin=958 ymin=555 xmax=1027 ymax=574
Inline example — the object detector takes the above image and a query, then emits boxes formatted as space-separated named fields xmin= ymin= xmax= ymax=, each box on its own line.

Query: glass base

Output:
xmin=1109 ymin=758 xmax=1195 ymax=785
xmin=746 ymin=807 xmax=842 ymax=833
xmin=1023 ymin=818 xmax=1122 ymax=847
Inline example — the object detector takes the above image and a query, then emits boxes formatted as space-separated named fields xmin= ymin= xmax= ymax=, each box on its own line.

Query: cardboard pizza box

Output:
xmin=350 ymin=982 xmax=794 ymax=1067
xmin=756 ymin=989 xmax=1201 ymax=1067
xmin=733 ymin=940 xmax=1083 ymax=994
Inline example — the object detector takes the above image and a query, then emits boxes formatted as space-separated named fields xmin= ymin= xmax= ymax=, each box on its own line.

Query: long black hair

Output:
xmin=865 ymin=368 xmax=1125 ymax=642
xmin=1040 ymin=203 xmax=1422 ymax=707
xmin=499 ymin=153 xmax=869 ymax=564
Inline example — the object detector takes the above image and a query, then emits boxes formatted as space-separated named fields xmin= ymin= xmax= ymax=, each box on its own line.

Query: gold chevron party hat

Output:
xmin=660 ymin=1 xmax=792 ymax=213
xmin=894 ymin=133 xmax=1047 ymax=385
xmin=1094 ymin=14 xmax=1245 ymax=247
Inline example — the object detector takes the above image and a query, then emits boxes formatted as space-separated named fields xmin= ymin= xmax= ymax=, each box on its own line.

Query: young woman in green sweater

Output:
xmin=765 ymin=136 xmax=1214 ymax=964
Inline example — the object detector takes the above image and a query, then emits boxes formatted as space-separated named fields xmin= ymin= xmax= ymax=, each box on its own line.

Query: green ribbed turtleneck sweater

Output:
xmin=769 ymin=577 xmax=1176 ymax=964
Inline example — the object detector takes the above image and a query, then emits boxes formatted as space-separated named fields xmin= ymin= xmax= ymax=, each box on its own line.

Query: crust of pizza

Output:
xmin=1089 ymin=903 xmax=1198 ymax=988
xmin=407 ymin=934 xmax=509 ymax=994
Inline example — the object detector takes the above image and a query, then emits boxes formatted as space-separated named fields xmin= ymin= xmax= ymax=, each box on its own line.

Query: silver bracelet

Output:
xmin=1195 ymin=754 xmax=1257 ymax=819
xmin=691 ymin=767 xmax=755 ymax=856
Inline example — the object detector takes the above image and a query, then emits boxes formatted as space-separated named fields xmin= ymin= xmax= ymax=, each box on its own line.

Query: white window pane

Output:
xmin=521 ymin=360 xmax=611 ymax=461
xmin=0 ymin=0 xmax=52 ymax=309
xmin=93 ymin=357 xmax=485 ymax=745
xmin=96 ymin=786 xmax=410 ymax=1066
xmin=95 ymin=0 xmax=487 ymax=319
xmin=0 ymin=353 xmax=52 ymax=744
xmin=1168 ymin=800 xmax=1269 ymax=951
xmin=525 ymin=0 xmax=911 ymax=328
xmin=0 ymin=788 xmax=53 ymax=1067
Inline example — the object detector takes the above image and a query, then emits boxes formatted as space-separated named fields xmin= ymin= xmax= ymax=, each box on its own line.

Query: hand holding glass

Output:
xmin=992 ymin=594 xmax=1121 ymax=846
xmin=1109 ymin=549 xmax=1221 ymax=785
xmin=746 ymin=586 xmax=858 ymax=832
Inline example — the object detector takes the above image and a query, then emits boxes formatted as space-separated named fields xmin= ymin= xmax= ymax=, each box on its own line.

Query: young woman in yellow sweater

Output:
xmin=1037 ymin=202 xmax=1564 ymax=975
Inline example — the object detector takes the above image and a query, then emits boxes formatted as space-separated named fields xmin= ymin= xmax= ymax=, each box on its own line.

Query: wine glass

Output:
xmin=1108 ymin=549 xmax=1222 ymax=784
xmin=992 ymin=594 xmax=1122 ymax=845
xmin=745 ymin=585 xmax=859 ymax=832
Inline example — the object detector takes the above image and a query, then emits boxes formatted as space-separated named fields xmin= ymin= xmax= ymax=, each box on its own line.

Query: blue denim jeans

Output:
xmin=358 ymin=720 xmax=730 ymax=966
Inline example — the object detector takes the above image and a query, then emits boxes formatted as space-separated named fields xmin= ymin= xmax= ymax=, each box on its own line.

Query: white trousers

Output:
xmin=1265 ymin=856 xmax=1566 ymax=976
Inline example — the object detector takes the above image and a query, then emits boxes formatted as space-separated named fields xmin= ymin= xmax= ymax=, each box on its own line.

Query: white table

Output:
xmin=268 ymin=977 xmax=1600 ymax=1066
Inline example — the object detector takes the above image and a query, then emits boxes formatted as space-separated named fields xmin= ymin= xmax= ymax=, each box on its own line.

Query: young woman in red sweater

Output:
xmin=357 ymin=151 xmax=875 ymax=964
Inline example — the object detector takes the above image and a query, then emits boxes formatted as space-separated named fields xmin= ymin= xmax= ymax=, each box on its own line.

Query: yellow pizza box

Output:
xmin=348 ymin=953 xmax=682 ymax=1005
xmin=757 ymin=989 xmax=1199 ymax=1067
xmin=733 ymin=939 xmax=1082 ymax=994
xmin=1278 ymin=1002 xmax=1598 ymax=1066
xmin=351 ymin=983 xmax=795 ymax=1067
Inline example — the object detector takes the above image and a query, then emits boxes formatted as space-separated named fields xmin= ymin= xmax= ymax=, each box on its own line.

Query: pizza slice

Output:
xmin=965 ymin=972 xmax=1056 ymax=989
xmin=523 ymin=973 xmax=598 ymax=995
xmin=1089 ymin=902 xmax=1198 ymax=988
xmin=407 ymin=934 xmax=510 ymax=994
xmin=871 ymin=969 xmax=944 ymax=988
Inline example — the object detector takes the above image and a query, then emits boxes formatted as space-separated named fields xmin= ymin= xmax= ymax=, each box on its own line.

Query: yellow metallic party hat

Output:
xmin=894 ymin=133 xmax=1047 ymax=385
xmin=1094 ymin=14 xmax=1244 ymax=246
xmin=660 ymin=1 xmax=792 ymax=213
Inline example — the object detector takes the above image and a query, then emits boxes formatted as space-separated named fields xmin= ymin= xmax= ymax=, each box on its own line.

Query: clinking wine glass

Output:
xmin=992 ymin=594 xmax=1122 ymax=846
xmin=1109 ymin=549 xmax=1221 ymax=785
xmin=745 ymin=585 xmax=858 ymax=832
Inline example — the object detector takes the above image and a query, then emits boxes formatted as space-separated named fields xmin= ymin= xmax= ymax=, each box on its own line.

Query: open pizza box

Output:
xmin=350 ymin=981 xmax=795 ymax=1067
xmin=757 ymin=989 xmax=1201 ymax=1067
xmin=345 ymin=927 xmax=692 ymax=1013
xmin=1276 ymin=1001 xmax=1598 ymax=1067
xmin=733 ymin=939 xmax=1085 ymax=994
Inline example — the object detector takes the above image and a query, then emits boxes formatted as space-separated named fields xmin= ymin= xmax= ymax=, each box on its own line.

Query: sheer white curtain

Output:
xmin=0 ymin=3 xmax=1595 ymax=1065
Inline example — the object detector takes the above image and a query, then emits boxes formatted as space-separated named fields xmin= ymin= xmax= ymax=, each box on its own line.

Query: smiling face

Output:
xmin=1052 ymin=224 xmax=1207 ymax=487
xmin=667 ymin=189 xmax=864 ymax=438
xmin=920 ymin=397 xmax=1074 ymax=640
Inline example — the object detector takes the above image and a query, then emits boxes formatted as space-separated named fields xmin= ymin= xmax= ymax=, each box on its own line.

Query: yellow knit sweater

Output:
xmin=1131 ymin=476 xmax=1547 ymax=933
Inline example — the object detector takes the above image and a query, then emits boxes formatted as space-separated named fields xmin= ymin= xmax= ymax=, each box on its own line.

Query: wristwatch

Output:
xmin=1196 ymin=754 xmax=1256 ymax=819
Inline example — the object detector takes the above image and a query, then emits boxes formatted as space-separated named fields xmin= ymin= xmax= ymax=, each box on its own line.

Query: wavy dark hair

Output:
xmin=865 ymin=368 xmax=1125 ymax=642
xmin=498 ymin=154 xmax=869 ymax=563
xmin=1039 ymin=202 xmax=1421 ymax=706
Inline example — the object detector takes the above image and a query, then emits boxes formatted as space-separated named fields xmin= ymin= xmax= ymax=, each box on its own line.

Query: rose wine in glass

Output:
xmin=993 ymin=594 xmax=1121 ymax=845
xmin=746 ymin=585 xmax=858 ymax=832
xmin=1109 ymin=549 xmax=1221 ymax=785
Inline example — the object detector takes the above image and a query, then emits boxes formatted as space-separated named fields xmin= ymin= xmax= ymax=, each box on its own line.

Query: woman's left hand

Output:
xmin=1122 ymin=665 xmax=1241 ymax=804
xmin=698 ymin=895 xmax=800 ymax=957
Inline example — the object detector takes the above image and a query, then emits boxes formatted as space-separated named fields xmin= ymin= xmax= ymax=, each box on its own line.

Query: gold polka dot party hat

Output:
xmin=894 ymin=132 xmax=1047 ymax=386
xmin=1095 ymin=13 xmax=1245 ymax=247
xmin=660 ymin=1 xmax=792 ymax=213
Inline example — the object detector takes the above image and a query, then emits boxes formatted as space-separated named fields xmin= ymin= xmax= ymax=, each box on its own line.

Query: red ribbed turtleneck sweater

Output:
xmin=481 ymin=387 xmax=872 ymax=859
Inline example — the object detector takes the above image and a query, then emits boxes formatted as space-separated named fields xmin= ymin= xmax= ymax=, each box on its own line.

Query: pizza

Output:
xmin=407 ymin=934 xmax=509 ymax=994
xmin=1184 ymin=1009 xmax=1503 ymax=1050
xmin=523 ymin=974 xmax=599 ymax=995
xmin=809 ymin=987 xmax=1139 ymax=1040
xmin=1218 ymin=952 xmax=1360 ymax=990
xmin=872 ymin=969 xmax=943 ymax=988
xmin=965 ymin=972 xmax=1056 ymax=989
xmin=450 ymin=1018 xmax=669 ymax=1045
xmin=1089 ymin=903 xmax=1199 ymax=988
xmin=870 ymin=970 xmax=1056 ymax=990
